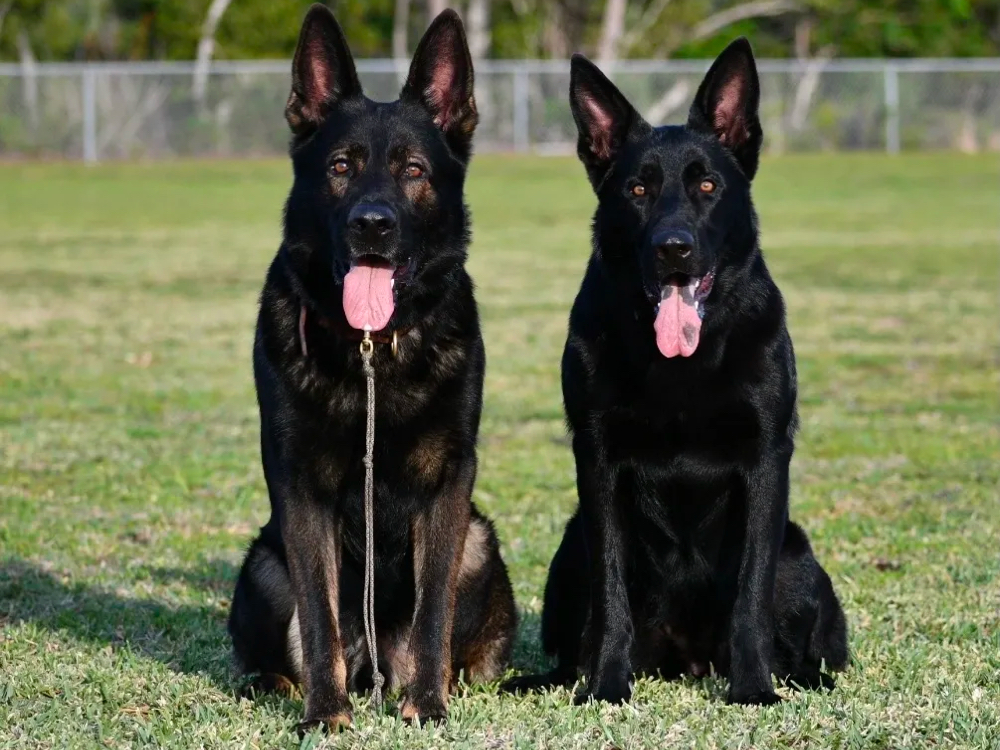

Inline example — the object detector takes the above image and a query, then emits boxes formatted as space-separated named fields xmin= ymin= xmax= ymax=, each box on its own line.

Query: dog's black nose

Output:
xmin=348 ymin=203 xmax=397 ymax=237
xmin=655 ymin=229 xmax=695 ymax=262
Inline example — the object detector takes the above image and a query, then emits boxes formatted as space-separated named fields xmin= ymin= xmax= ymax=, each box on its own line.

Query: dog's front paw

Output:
xmin=295 ymin=711 xmax=353 ymax=736
xmin=400 ymin=692 xmax=448 ymax=726
xmin=727 ymin=689 xmax=783 ymax=707
xmin=574 ymin=673 xmax=632 ymax=705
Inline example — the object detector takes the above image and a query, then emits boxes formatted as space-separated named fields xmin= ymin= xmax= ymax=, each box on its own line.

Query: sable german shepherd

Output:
xmin=504 ymin=40 xmax=847 ymax=705
xmin=228 ymin=5 xmax=516 ymax=731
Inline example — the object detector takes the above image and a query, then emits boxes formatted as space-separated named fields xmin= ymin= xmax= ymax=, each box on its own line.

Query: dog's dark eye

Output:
xmin=699 ymin=179 xmax=716 ymax=194
xmin=632 ymin=184 xmax=646 ymax=197
xmin=405 ymin=163 xmax=424 ymax=179
xmin=330 ymin=159 xmax=350 ymax=176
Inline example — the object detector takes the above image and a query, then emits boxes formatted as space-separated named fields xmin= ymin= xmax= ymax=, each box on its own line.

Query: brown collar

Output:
xmin=298 ymin=306 xmax=411 ymax=358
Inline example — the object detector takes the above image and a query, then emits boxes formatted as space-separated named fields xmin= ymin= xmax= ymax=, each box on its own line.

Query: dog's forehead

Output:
xmin=624 ymin=125 xmax=719 ymax=174
xmin=321 ymin=97 xmax=442 ymax=156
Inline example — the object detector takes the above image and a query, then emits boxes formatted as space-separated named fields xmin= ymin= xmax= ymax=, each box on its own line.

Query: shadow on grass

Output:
xmin=0 ymin=556 xmax=237 ymax=690
xmin=0 ymin=557 xmax=556 ymax=700
xmin=143 ymin=557 xmax=240 ymax=597
xmin=509 ymin=609 xmax=548 ymax=673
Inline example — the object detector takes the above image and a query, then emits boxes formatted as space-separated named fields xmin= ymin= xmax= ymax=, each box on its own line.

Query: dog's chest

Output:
xmin=303 ymin=366 xmax=431 ymax=423
xmin=290 ymin=363 xmax=463 ymax=508
xmin=298 ymin=412 xmax=451 ymax=500
xmin=603 ymin=371 xmax=760 ymax=470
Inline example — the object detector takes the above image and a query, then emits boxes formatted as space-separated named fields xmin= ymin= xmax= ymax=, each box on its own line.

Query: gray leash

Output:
xmin=359 ymin=332 xmax=385 ymax=709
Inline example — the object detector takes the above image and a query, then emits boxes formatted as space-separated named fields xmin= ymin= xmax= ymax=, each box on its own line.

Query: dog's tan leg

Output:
xmin=399 ymin=458 xmax=474 ymax=723
xmin=284 ymin=509 xmax=351 ymax=732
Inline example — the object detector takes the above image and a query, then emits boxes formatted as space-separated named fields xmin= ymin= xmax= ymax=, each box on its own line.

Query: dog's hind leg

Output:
xmin=452 ymin=515 xmax=517 ymax=686
xmin=229 ymin=520 xmax=299 ymax=697
xmin=772 ymin=521 xmax=848 ymax=691
xmin=501 ymin=513 xmax=586 ymax=694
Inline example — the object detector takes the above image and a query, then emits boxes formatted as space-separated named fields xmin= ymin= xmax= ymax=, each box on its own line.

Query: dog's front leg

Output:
xmin=400 ymin=457 xmax=474 ymax=723
xmin=283 ymin=497 xmax=351 ymax=732
xmin=727 ymin=451 xmax=790 ymax=706
xmin=574 ymin=433 xmax=633 ymax=704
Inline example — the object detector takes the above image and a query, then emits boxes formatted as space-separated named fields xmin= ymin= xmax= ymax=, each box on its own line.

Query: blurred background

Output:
xmin=1 ymin=0 xmax=999 ymax=159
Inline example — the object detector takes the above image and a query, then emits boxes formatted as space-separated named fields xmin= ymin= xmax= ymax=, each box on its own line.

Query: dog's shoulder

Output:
xmin=562 ymin=259 xmax=610 ymax=387
xmin=722 ymin=253 xmax=796 ymax=381
xmin=256 ymin=253 xmax=299 ymax=356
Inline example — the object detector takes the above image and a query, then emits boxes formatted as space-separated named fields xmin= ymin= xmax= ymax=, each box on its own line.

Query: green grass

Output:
xmin=1 ymin=153 xmax=998 ymax=749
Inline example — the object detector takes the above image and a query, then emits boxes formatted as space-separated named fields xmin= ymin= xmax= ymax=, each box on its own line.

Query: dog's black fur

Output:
xmin=228 ymin=6 xmax=516 ymax=731
xmin=503 ymin=39 xmax=847 ymax=706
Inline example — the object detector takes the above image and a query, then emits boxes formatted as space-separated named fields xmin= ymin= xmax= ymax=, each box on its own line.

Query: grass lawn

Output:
xmin=0 ymin=153 xmax=998 ymax=749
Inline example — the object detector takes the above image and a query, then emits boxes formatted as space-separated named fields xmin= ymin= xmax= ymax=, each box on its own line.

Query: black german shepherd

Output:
xmin=228 ymin=5 xmax=516 ymax=731
xmin=504 ymin=40 xmax=847 ymax=706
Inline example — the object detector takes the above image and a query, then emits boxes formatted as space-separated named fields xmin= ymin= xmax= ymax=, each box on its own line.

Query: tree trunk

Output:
xmin=787 ymin=16 xmax=833 ymax=138
xmin=620 ymin=0 xmax=673 ymax=57
xmin=17 ymin=30 xmax=38 ymax=130
xmin=467 ymin=0 xmax=490 ymax=59
xmin=467 ymin=0 xmax=492 ymax=147
xmin=690 ymin=0 xmax=799 ymax=43
xmin=645 ymin=0 xmax=801 ymax=124
xmin=192 ymin=0 xmax=234 ymax=106
xmin=789 ymin=45 xmax=834 ymax=132
xmin=542 ymin=2 xmax=569 ymax=58
xmin=794 ymin=16 xmax=812 ymax=59
xmin=427 ymin=0 xmax=449 ymax=23
xmin=0 ymin=2 xmax=13 ymax=40
xmin=393 ymin=0 xmax=410 ymax=59
xmin=598 ymin=0 xmax=627 ymax=66
xmin=644 ymin=81 xmax=690 ymax=125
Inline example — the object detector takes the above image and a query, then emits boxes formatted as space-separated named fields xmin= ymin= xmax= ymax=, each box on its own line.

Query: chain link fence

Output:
xmin=0 ymin=58 xmax=997 ymax=161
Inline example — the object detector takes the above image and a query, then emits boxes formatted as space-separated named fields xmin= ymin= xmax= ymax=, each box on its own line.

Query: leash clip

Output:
xmin=360 ymin=331 xmax=374 ymax=357
xmin=359 ymin=330 xmax=398 ymax=358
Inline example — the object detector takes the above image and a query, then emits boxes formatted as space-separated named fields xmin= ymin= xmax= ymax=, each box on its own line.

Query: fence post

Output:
xmin=512 ymin=65 xmax=529 ymax=153
xmin=82 ymin=66 xmax=98 ymax=164
xmin=883 ymin=63 xmax=900 ymax=155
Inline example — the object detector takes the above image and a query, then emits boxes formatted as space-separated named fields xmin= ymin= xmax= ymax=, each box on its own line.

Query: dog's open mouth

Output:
xmin=653 ymin=271 xmax=714 ymax=358
xmin=342 ymin=256 xmax=412 ymax=332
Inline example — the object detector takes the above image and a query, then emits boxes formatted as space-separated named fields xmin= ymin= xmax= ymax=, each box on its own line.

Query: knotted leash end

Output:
xmin=370 ymin=671 xmax=385 ymax=710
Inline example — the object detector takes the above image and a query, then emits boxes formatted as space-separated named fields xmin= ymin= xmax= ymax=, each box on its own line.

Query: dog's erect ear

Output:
xmin=285 ymin=4 xmax=362 ymax=135
xmin=687 ymin=37 xmax=762 ymax=180
xmin=401 ymin=9 xmax=477 ymax=160
xmin=570 ymin=54 xmax=646 ymax=189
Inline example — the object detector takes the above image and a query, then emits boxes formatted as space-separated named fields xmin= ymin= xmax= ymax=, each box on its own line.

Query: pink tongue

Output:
xmin=342 ymin=262 xmax=395 ymax=331
xmin=653 ymin=282 xmax=702 ymax=358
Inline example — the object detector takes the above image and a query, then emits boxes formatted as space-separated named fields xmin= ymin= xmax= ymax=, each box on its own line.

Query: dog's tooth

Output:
xmin=390 ymin=278 xmax=395 ymax=290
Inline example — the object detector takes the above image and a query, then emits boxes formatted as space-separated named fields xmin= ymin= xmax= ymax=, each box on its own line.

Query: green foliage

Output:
xmin=804 ymin=0 xmax=1000 ymax=57
xmin=1 ymin=1 xmax=997 ymax=62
